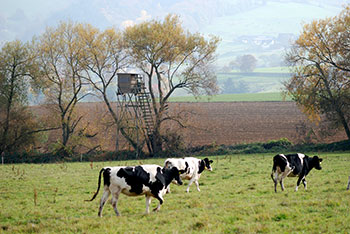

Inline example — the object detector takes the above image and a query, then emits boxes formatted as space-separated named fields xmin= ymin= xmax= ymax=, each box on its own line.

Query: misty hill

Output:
xmin=2 ymin=0 xmax=346 ymax=67
xmin=2 ymin=0 xmax=348 ymax=98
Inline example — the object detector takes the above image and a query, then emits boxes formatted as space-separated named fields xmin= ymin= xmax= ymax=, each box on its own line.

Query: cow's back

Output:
xmin=183 ymin=157 xmax=201 ymax=177
xmin=165 ymin=158 xmax=187 ymax=171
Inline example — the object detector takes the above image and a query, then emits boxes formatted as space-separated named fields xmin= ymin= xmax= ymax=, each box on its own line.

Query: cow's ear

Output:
xmin=319 ymin=158 xmax=323 ymax=162
xmin=209 ymin=160 xmax=213 ymax=163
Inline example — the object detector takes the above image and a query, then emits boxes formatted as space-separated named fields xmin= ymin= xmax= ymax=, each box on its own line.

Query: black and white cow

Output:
xmin=86 ymin=164 xmax=182 ymax=217
xmin=271 ymin=153 xmax=323 ymax=192
xmin=164 ymin=157 xmax=213 ymax=193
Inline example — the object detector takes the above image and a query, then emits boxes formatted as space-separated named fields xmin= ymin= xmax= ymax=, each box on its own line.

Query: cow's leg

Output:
xmin=153 ymin=194 xmax=164 ymax=212
xmin=154 ymin=203 xmax=161 ymax=212
xmin=302 ymin=178 xmax=307 ymax=190
xmin=166 ymin=185 xmax=171 ymax=194
xmin=271 ymin=171 xmax=278 ymax=192
xmin=145 ymin=195 xmax=152 ymax=214
xmin=280 ymin=179 xmax=285 ymax=191
xmin=111 ymin=188 xmax=121 ymax=216
xmin=98 ymin=186 xmax=110 ymax=217
xmin=295 ymin=176 xmax=304 ymax=192
xmin=347 ymin=176 xmax=350 ymax=190
xmin=186 ymin=178 xmax=196 ymax=193
xmin=194 ymin=180 xmax=201 ymax=192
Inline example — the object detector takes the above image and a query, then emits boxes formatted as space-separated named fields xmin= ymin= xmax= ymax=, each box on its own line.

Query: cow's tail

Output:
xmin=85 ymin=168 xmax=105 ymax=202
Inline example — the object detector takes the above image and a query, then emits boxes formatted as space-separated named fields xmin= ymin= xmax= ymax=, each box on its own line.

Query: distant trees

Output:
xmin=221 ymin=78 xmax=249 ymax=94
xmin=285 ymin=5 xmax=350 ymax=141
xmin=236 ymin=54 xmax=257 ymax=72
xmin=224 ymin=54 xmax=258 ymax=73
xmin=124 ymin=14 xmax=219 ymax=156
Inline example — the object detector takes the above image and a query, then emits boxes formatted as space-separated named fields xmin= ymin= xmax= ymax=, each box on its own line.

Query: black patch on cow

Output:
xmin=117 ymin=166 xmax=151 ymax=194
xmin=103 ymin=168 xmax=111 ymax=186
xmin=272 ymin=155 xmax=288 ymax=172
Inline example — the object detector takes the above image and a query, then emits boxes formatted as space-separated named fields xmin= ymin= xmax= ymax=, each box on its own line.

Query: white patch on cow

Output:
xmin=297 ymin=153 xmax=305 ymax=167
xmin=279 ymin=154 xmax=294 ymax=179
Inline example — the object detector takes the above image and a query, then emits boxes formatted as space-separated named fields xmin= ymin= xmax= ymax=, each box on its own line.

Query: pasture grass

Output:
xmin=1 ymin=153 xmax=350 ymax=233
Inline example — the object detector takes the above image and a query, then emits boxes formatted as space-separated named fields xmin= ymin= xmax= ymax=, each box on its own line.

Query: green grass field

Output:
xmin=169 ymin=92 xmax=292 ymax=102
xmin=1 ymin=153 xmax=350 ymax=233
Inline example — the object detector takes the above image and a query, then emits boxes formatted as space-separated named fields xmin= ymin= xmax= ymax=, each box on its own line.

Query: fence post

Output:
xmin=1 ymin=152 xmax=4 ymax=165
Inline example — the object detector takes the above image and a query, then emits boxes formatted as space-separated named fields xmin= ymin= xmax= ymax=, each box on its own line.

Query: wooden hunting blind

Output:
xmin=117 ymin=73 xmax=141 ymax=94
xmin=116 ymin=72 xmax=154 ymax=159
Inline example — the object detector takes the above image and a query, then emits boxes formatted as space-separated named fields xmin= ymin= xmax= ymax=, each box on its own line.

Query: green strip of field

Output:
xmin=168 ymin=92 xmax=292 ymax=102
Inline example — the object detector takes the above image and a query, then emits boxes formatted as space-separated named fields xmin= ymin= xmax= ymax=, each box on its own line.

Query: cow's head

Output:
xmin=203 ymin=158 xmax=214 ymax=171
xmin=313 ymin=156 xmax=323 ymax=170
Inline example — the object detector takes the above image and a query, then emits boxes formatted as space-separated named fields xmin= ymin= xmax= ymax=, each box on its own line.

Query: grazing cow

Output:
xmin=271 ymin=153 xmax=323 ymax=192
xmin=164 ymin=157 xmax=213 ymax=193
xmin=86 ymin=164 xmax=183 ymax=217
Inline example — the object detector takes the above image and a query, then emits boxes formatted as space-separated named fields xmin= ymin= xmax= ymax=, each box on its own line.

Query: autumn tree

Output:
xmin=36 ymin=22 xmax=91 ymax=156
xmin=285 ymin=5 xmax=350 ymax=141
xmin=124 ymin=15 xmax=219 ymax=156
xmin=77 ymin=24 xmax=131 ymax=151
xmin=0 ymin=40 xmax=47 ymax=155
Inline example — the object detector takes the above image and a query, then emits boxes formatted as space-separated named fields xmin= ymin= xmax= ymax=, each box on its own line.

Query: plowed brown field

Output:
xmin=33 ymin=101 xmax=347 ymax=152
xmin=167 ymin=102 xmax=346 ymax=148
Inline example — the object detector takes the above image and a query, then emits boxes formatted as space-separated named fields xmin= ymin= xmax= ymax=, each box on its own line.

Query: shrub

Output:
xmin=262 ymin=138 xmax=292 ymax=150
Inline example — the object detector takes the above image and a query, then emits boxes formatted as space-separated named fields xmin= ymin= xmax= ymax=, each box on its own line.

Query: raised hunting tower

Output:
xmin=116 ymin=73 xmax=154 ymax=158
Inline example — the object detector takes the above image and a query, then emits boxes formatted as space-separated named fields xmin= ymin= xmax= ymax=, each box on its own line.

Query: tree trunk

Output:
xmin=336 ymin=108 xmax=350 ymax=141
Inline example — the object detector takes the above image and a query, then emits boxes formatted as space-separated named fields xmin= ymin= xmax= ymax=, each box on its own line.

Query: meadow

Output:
xmin=1 ymin=153 xmax=350 ymax=233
